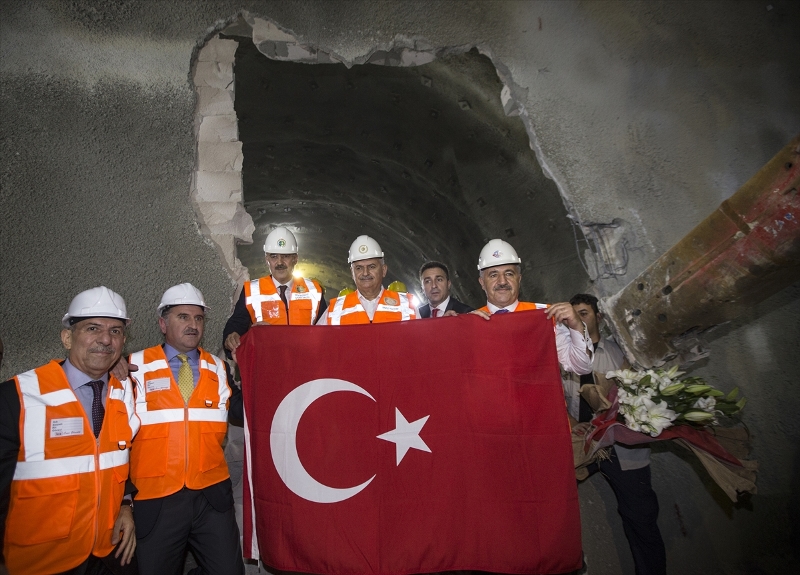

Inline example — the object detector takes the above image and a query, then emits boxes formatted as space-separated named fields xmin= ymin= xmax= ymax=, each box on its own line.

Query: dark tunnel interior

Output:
xmin=228 ymin=35 xmax=588 ymax=306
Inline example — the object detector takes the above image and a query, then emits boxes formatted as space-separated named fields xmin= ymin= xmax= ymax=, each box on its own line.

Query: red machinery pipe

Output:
xmin=604 ymin=136 xmax=800 ymax=367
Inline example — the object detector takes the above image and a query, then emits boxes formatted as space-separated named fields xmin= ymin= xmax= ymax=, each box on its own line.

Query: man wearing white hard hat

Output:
xmin=128 ymin=283 xmax=244 ymax=575
xmin=223 ymin=226 xmax=326 ymax=359
xmin=0 ymin=286 xmax=139 ymax=574
xmin=317 ymin=235 xmax=417 ymax=324
xmin=472 ymin=239 xmax=593 ymax=374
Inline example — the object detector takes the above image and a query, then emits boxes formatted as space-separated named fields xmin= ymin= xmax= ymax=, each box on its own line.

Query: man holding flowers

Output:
xmin=565 ymin=294 xmax=666 ymax=575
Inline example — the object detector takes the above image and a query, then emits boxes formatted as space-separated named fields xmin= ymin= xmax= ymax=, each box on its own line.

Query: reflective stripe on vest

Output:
xmin=478 ymin=301 xmax=549 ymax=314
xmin=15 ymin=369 xmax=136 ymax=473
xmin=375 ymin=292 xmax=413 ymax=321
xmin=129 ymin=346 xmax=231 ymax=498
xmin=245 ymin=277 xmax=322 ymax=324
xmin=6 ymin=362 xmax=136 ymax=574
xmin=246 ymin=279 xmax=280 ymax=323
xmin=131 ymin=349 xmax=230 ymax=425
xmin=327 ymin=290 xmax=416 ymax=324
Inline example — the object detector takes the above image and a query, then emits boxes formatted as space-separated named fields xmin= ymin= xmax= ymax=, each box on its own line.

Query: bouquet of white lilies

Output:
xmin=606 ymin=365 xmax=747 ymax=437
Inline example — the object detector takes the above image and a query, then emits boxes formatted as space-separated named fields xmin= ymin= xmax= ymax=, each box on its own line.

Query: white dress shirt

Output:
xmin=429 ymin=296 xmax=451 ymax=317
xmin=316 ymin=288 xmax=384 ymax=324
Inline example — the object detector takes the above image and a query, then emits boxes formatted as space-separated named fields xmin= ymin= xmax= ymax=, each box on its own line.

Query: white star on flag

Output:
xmin=377 ymin=408 xmax=431 ymax=465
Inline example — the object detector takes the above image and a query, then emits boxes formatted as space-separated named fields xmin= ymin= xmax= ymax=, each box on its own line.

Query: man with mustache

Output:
xmin=317 ymin=235 xmax=417 ymax=324
xmin=128 ymin=283 xmax=244 ymax=575
xmin=417 ymin=261 xmax=474 ymax=318
xmin=223 ymin=226 xmax=327 ymax=359
xmin=1 ymin=286 xmax=138 ymax=574
xmin=471 ymin=239 xmax=593 ymax=374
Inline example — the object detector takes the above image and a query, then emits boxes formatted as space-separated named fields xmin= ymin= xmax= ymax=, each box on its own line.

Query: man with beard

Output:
xmin=416 ymin=261 xmax=474 ymax=318
xmin=129 ymin=283 xmax=244 ymax=575
xmin=223 ymin=226 xmax=326 ymax=359
xmin=1 ymin=286 xmax=138 ymax=574
xmin=317 ymin=235 xmax=417 ymax=324
xmin=470 ymin=239 xmax=593 ymax=374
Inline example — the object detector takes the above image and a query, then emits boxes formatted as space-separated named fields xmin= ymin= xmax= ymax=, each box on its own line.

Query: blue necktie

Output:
xmin=494 ymin=309 xmax=510 ymax=314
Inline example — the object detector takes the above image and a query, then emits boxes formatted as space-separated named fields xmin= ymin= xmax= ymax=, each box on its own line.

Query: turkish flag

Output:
xmin=239 ymin=309 xmax=581 ymax=575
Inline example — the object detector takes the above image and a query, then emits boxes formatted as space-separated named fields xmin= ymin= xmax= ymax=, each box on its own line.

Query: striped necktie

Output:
xmin=88 ymin=380 xmax=105 ymax=438
xmin=177 ymin=353 xmax=194 ymax=402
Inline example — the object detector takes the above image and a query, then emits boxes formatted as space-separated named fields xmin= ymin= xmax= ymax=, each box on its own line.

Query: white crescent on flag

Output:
xmin=270 ymin=378 xmax=431 ymax=503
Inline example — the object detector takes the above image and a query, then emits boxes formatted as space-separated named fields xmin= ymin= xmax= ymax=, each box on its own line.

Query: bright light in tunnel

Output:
xmin=292 ymin=269 xmax=304 ymax=278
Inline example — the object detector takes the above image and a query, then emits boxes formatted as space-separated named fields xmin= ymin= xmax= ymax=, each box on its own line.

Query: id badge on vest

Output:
xmin=50 ymin=417 xmax=84 ymax=438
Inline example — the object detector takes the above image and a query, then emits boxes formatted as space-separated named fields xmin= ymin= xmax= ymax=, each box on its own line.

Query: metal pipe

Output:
xmin=604 ymin=135 xmax=800 ymax=368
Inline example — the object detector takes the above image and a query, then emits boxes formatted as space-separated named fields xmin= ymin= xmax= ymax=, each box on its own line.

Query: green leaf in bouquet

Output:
xmin=705 ymin=389 xmax=724 ymax=397
xmin=725 ymin=387 xmax=739 ymax=401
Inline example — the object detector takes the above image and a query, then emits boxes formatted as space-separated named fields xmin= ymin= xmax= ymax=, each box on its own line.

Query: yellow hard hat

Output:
xmin=387 ymin=281 xmax=407 ymax=293
xmin=338 ymin=287 xmax=355 ymax=297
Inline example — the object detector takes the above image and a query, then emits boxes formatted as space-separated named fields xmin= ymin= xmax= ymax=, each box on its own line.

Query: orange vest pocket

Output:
xmin=198 ymin=422 xmax=227 ymax=473
xmin=130 ymin=425 xmax=169 ymax=478
xmin=7 ymin=475 xmax=80 ymax=545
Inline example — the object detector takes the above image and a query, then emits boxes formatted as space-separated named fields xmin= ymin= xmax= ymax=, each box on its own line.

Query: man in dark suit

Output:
xmin=417 ymin=261 xmax=474 ymax=318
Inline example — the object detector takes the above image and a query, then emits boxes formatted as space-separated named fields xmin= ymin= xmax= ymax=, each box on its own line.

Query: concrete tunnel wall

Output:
xmin=1 ymin=1 xmax=799 ymax=573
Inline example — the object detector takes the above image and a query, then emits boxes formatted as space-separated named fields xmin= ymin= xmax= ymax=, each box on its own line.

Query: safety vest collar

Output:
xmin=131 ymin=345 xmax=230 ymax=427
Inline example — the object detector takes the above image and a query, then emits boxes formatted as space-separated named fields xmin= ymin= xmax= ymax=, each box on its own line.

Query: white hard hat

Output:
xmin=477 ymin=239 xmax=522 ymax=270
xmin=263 ymin=227 xmax=298 ymax=254
xmin=62 ymin=286 xmax=130 ymax=327
xmin=158 ymin=283 xmax=208 ymax=313
xmin=348 ymin=235 xmax=384 ymax=264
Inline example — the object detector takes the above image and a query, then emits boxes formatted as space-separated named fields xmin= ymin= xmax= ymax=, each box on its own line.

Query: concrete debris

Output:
xmin=198 ymin=115 xmax=239 ymax=143
xmin=193 ymin=61 xmax=234 ymax=90
xmin=191 ymin=35 xmax=253 ymax=285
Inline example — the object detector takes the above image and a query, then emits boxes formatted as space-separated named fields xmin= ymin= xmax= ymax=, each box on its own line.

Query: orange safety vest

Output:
xmin=326 ymin=289 xmax=416 ymax=324
xmin=244 ymin=276 xmax=322 ymax=325
xmin=129 ymin=345 xmax=231 ymax=500
xmin=478 ymin=301 xmax=549 ymax=314
xmin=4 ymin=361 xmax=138 ymax=575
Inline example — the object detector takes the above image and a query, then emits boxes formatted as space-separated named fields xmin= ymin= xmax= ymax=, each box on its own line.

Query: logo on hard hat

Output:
xmin=359 ymin=245 xmax=368 ymax=254
xmin=278 ymin=239 xmax=287 ymax=247
xmin=492 ymin=250 xmax=502 ymax=258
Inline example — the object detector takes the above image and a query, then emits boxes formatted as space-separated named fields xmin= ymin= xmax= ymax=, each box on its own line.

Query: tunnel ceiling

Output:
xmin=228 ymin=34 xmax=586 ymax=305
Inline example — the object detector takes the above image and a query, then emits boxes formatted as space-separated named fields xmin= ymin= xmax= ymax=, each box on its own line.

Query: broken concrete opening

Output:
xmin=193 ymin=16 xmax=589 ymax=307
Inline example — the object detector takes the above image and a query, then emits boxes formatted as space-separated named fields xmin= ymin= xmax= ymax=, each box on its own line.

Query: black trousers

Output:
xmin=585 ymin=448 xmax=667 ymax=575
xmin=135 ymin=488 xmax=244 ymax=575
xmin=56 ymin=548 xmax=138 ymax=575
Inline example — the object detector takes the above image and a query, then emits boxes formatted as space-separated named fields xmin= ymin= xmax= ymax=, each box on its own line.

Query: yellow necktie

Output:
xmin=177 ymin=353 xmax=194 ymax=402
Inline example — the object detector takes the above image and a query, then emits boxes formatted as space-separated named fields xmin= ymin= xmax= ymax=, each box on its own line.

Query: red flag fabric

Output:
xmin=239 ymin=309 xmax=581 ymax=575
